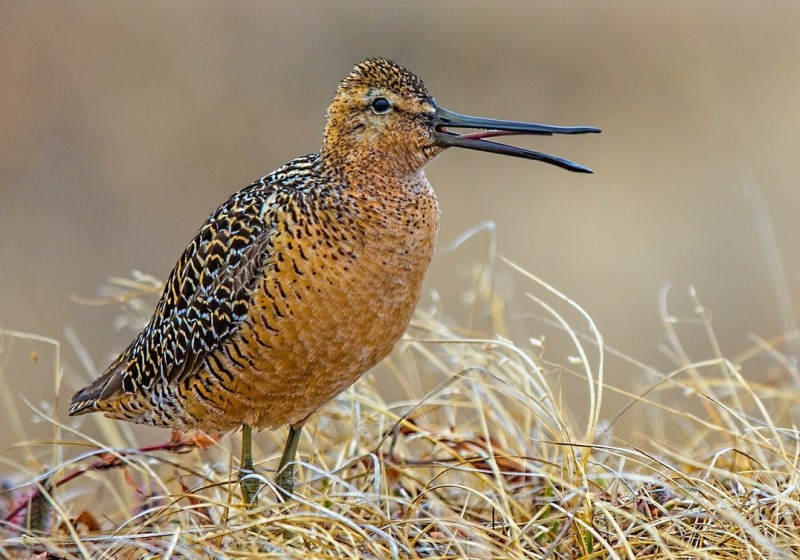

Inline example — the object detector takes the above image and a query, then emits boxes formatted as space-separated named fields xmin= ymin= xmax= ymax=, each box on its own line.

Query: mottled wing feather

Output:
xmin=69 ymin=180 xmax=278 ymax=413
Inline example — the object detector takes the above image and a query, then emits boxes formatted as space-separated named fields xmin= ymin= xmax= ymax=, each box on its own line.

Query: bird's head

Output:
xmin=322 ymin=58 xmax=599 ymax=177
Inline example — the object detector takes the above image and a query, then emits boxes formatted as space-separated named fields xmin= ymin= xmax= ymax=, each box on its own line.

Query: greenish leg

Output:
xmin=239 ymin=423 xmax=260 ymax=504
xmin=274 ymin=424 xmax=303 ymax=496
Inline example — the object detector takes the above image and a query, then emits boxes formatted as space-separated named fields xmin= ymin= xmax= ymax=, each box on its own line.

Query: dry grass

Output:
xmin=1 ymin=256 xmax=799 ymax=559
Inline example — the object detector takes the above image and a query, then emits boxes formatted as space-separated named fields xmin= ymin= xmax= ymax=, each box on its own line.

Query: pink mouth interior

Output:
xmin=438 ymin=128 xmax=523 ymax=140
xmin=461 ymin=130 xmax=521 ymax=140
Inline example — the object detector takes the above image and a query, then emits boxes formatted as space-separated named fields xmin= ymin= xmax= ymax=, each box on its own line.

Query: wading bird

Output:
xmin=69 ymin=58 xmax=599 ymax=503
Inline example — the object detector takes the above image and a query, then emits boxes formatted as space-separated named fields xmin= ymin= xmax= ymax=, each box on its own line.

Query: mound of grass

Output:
xmin=1 ymin=258 xmax=799 ymax=559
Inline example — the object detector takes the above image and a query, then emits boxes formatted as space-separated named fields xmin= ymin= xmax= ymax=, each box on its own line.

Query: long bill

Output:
xmin=432 ymin=106 xmax=600 ymax=173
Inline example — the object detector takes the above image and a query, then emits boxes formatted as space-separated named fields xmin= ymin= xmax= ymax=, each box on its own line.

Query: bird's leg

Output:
xmin=239 ymin=423 xmax=260 ymax=505
xmin=274 ymin=424 xmax=303 ymax=496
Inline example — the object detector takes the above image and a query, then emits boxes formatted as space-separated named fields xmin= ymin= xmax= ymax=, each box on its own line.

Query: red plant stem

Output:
xmin=4 ymin=438 xmax=199 ymax=528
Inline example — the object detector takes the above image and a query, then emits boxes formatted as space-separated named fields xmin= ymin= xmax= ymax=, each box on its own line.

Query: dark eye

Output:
xmin=371 ymin=97 xmax=392 ymax=114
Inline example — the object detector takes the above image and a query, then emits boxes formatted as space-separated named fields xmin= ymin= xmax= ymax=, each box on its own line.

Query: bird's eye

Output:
xmin=370 ymin=97 xmax=392 ymax=114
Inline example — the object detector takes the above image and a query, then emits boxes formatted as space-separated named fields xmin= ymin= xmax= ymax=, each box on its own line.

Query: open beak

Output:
xmin=432 ymin=106 xmax=600 ymax=173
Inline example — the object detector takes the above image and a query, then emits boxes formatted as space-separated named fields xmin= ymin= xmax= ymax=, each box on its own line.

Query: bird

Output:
xmin=69 ymin=58 xmax=599 ymax=504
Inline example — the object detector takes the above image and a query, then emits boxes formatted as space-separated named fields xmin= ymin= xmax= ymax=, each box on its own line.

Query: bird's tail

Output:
xmin=68 ymin=352 xmax=128 ymax=416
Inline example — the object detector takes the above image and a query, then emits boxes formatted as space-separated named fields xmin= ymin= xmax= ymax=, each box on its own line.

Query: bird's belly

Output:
xmin=208 ymin=222 xmax=438 ymax=429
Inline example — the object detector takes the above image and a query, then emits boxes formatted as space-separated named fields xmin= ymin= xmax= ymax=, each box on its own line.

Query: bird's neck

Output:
xmin=318 ymin=145 xmax=429 ymax=198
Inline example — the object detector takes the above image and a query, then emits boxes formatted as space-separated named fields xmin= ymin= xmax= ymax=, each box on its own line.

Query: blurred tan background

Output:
xmin=2 ymin=2 xmax=800 ymax=450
